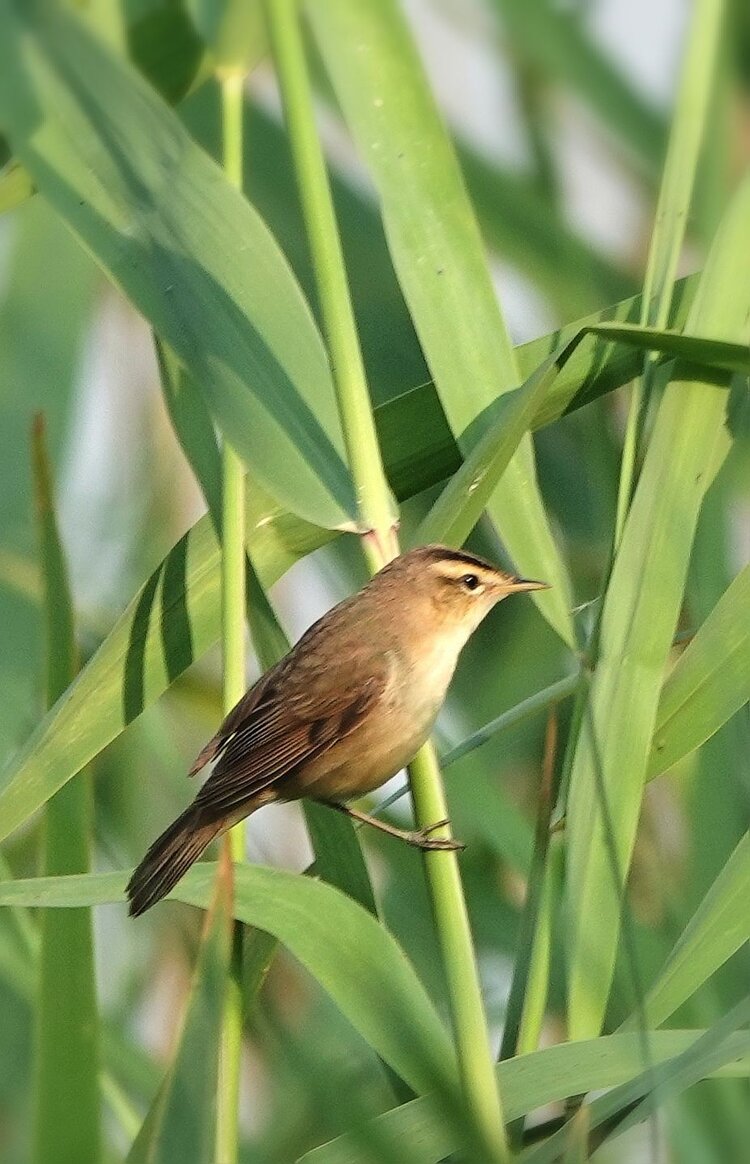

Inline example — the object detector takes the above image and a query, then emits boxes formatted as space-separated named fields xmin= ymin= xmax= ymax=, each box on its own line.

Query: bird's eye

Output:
xmin=461 ymin=573 xmax=481 ymax=592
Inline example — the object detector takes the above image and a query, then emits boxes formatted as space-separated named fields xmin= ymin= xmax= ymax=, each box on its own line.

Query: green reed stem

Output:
xmin=265 ymin=0 xmax=394 ymax=555
xmin=215 ymin=67 xmax=248 ymax=1164
xmin=219 ymin=71 xmax=248 ymax=817
xmin=32 ymin=417 xmax=100 ymax=1164
xmin=407 ymin=743 xmax=510 ymax=1161
xmin=266 ymin=2 xmax=509 ymax=1157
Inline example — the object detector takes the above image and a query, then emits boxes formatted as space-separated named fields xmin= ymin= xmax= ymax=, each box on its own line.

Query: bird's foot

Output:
xmin=322 ymin=801 xmax=466 ymax=851
xmin=409 ymin=819 xmax=465 ymax=852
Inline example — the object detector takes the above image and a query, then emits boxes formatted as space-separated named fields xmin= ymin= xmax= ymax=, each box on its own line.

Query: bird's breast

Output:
xmin=403 ymin=625 xmax=465 ymax=708
xmin=284 ymin=628 xmax=465 ymax=802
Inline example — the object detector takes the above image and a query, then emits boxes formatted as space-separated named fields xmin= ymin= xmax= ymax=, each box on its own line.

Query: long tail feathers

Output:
xmin=126 ymin=807 xmax=222 ymax=917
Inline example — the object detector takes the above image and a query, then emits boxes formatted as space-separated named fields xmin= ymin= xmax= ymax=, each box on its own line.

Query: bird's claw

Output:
xmin=413 ymin=820 xmax=466 ymax=852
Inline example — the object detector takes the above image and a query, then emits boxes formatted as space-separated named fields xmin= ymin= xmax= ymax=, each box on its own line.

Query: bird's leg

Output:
xmin=322 ymin=801 xmax=465 ymax=852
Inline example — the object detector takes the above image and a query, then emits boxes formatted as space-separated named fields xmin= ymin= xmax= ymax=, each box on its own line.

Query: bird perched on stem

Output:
xmin=127 ymin=545 xmax=547 ymax=915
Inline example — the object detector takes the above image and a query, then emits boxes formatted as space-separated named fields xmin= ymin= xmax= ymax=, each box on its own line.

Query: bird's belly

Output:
xmin=293 ymin=700 xmax=439 ymax=802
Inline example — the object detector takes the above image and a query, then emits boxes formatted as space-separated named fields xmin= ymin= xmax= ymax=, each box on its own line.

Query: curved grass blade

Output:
xmin=591 ymin=1007 xmax=750 ymax=1160
xmin=160 ymin=337 xmax=380 ymax=1096
xmin=376 ymin=273 xmax=701 ymax=498
xmin=31 ymin=417 xmax=100 ymax=1164
xmin=0 ymin=865 xmax=458 ymax=1100
xmin=518 ymin=274 xmax=698 ymax=429
xmin=4 ymin=855 xmax=749 ymax=1159
xmin=524 ymin=999 xmax=750 ymax=1164
xmin=299 ymin=1029 xmax=750 ymax=1164
xmin=442 ymin=675 xmax=579 ymax=772
xmin=621 ymin=833 xmax=750 ymax=1031
xmin=588 ymin=323 xmax=750 ymax=376
xmin=0 ymin=0 xmax=355 ymax=531
xmin=307 ymin=0 xmax=575 ymax=647
xmin=565 ymin=173 xmax=750 ymax=1039
xmin=649 ymin=565 xmax=750 ymax=778
xmin=418 ymin=319 xmax=742 ymax=552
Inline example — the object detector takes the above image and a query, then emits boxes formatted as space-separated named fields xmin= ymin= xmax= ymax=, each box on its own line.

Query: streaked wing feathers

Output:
xmin=191 ymin=659 xmax=391 ymax=819
xmin=188 ymin=661 xmax=283 ymax=776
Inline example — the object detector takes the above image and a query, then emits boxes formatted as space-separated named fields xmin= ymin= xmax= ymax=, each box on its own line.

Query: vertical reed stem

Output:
xmin=215 ymin=67 xmax=247 ymax=1164
xmin=266 ymin=2 xmax=509 ymax=1157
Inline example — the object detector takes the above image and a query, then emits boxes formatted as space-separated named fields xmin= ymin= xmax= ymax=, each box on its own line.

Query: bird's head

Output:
xmin=372 ymin=545 xmax=549 ymax=640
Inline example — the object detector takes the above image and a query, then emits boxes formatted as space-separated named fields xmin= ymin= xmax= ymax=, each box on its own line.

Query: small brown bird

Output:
xmin=127 ymin=545 xmax=547 ymax=915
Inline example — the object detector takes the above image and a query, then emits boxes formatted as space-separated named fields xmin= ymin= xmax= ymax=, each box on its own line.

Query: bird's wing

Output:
xmin=188 ymin=661 xmax=284 ymax=776
xmin=191 ymin=649 xmax=393 ymax=818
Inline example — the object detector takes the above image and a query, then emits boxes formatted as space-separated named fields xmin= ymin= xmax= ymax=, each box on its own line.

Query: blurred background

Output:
xmin=1 ymin=1 xmax=748 ymax=1161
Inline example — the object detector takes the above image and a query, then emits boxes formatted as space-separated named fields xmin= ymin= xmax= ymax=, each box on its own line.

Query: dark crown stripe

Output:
xmin=420 ymin=545 xmax=501 ymax=572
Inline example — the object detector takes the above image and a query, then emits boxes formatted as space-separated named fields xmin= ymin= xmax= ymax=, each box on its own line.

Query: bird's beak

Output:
xmin=505 ymin=576 xmax=550 ymax=592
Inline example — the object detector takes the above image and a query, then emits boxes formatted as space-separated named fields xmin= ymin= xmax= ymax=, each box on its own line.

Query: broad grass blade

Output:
xmin=518 ymin=274 xmax=698 ymax=430
xmin=376 ymin=274 xmax=701 ymax=497
xmin=307 ymin=0 xmax=575 ymax=646
xmin=418 ymin=349 xmax=571 ymax=549
xmin=299 ymin=1029 xmax=750 ymax=1164
xmin=524 ymin=1000 xmax=750 ymax=1164
xmin=588 ymin=324 xmax=750 ymax=376
xmin=565 ymin=173 xmax=750 ymax=1039
xmin=0 ymin=866 xmax=459 ymax=1100
xmin=0 ymin=0 xmax=355 ymax=531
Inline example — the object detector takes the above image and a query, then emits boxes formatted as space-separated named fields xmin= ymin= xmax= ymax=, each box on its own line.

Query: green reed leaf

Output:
xmin=0 ymin=0 xmax=356 ymax=531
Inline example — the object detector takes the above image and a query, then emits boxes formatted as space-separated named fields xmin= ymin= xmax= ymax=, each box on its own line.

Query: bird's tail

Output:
xmin=126 ymin=806 xmax=223 ymax=917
